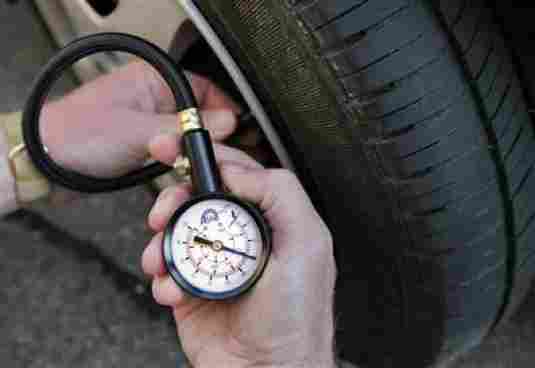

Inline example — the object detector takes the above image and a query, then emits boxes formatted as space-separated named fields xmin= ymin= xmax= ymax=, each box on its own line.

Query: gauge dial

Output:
xmin=164 ymin=197 xmax=270 ymax=299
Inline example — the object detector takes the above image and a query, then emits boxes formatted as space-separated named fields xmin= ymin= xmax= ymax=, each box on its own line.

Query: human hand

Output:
xmin=41 ymin=60 xmax=239 ymax=179
xmin=142 ymin=139 xmax=337 ymax=368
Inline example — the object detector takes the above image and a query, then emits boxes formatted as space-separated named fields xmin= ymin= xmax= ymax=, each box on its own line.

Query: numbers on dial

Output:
xmin=170 ymin=199 xmax=263 ymax=294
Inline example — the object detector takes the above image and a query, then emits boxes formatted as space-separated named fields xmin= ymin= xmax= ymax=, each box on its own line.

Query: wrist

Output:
xmin=2 ymin=111 xmax=51 ymax=206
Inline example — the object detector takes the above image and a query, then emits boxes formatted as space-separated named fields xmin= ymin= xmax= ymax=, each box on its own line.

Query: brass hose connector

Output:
xmin=179 ymin=108 xmax=202 ymax=133
xmin=173 ymin=156 xmax=191 ymax=178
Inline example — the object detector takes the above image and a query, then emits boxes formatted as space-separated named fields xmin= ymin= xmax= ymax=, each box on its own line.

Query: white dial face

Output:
xmin=170 ymin=199 xmax=264 ymax=294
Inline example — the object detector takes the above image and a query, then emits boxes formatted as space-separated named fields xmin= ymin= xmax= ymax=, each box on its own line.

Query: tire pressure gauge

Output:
xmin=162 ymin=109 xmax=271 ymax=300
xmin=164 ymin=194 xmax=271 ymax=300
xmin=22 ymin=33 xmax=271 ymax=301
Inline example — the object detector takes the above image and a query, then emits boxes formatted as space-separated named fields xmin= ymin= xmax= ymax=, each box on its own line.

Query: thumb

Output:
xmin=220 ymin=165 xmax=322 ymax=244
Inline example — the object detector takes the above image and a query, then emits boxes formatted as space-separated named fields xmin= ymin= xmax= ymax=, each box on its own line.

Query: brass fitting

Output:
xmin=3 ymin=111 xmax=51 ymax=204
xmin=7 ymin=143 xmax=27 ymax=177
xmin=173 ymin=156 xmax=191 ymax=178
xmin=178 ymin=108 xmax=202 ymax=133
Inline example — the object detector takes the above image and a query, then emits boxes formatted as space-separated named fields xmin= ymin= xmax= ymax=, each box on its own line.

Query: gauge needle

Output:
xmin=220 ymin=245 xmax=257 ymax=261
xmin=193 ymin=236 xmax=212 ymax=246
xmin=193 ymin=236 xmax=256 ymax=260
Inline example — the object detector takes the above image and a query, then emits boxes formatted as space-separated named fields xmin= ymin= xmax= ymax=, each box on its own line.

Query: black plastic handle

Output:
xmin=182 ymin=129 xmax=223 ymax=195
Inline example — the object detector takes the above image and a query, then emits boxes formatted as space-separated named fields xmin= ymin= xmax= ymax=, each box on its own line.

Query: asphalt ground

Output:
xmin=1 ymin=1 xmax=535 ymax=367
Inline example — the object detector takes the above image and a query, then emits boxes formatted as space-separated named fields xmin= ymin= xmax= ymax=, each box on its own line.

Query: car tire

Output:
xmin=194 ymin=1 xmax=535 ymax=366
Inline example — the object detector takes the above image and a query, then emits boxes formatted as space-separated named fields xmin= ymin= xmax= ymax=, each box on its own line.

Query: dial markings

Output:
xmin=229 ymin=210 xmax=239 ymax=228
xmin=170 ymin=199 xmax=265 ymax=295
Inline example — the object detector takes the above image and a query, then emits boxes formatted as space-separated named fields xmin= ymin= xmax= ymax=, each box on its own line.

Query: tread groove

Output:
xmin=461 ymin=7 xmax=488 ymax=56
xmin=369 ymin=80 xmax=458 ymax=122
xmin=517 ymin=212 xmax=535 ymax=239
xmin=513 ymin=162 xmax=535 ymax=199
xmin=498 ymin=95 xmax=524 ymax=139
xmin=401 ymin=145 xmax=484 ymax=181
xmin=475 ymin=31 xmax=498 ymax=80
xmin=503 ymin=123 xmax=526 ymax=161
xmin=483 ymin=51 xmax=508 ymax=99
xmin=339 ymin=32 xmax=425 ymax=79
xmin=321 ymin=5 xmax=412 ymax=59
xmin=344 ymin=46 xmax=450 ymax=100
xmin=396 ymin=128 xmax=457 ymax=160
xmin=489 ymin=76 xmax=515 ymax=121
xmin=489 ymin=71 xmax=515 ymax=120
xmin=409 ymin=175 xmax=498 ymax=221
xmin=452 ymin=0 xmax=470 ymax=27
xmin=314 ymin=0 xmax=371 ymax=31
xmin=381 ymin=88 xmax=468 ymax=140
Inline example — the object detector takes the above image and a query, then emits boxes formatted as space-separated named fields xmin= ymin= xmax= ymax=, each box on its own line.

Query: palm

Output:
xmin=173 ymin=233 xmax=329 ymax=367
xmin=175 ymin=269 xmax=288 ymax=366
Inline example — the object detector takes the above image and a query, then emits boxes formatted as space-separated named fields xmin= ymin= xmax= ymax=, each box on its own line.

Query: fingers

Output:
xmin=59 ymin=61 xmax=240 ymax=122
xmin=147 ymin=143 xmax=262 ymax=231
xmin=152 ymin=275 xmax=186 ymax=307
xmin=214 ymin=144 xmax=264 ymax=170
xmin=149 ymin=131 xmax=262 ymax=169
xmin=221 ymin=166 xmax=332 ymax=261
xmin=153 ymin=274 xmax=204 ymax=321
xmin=145 ymin=244 xmax=201 ymax=312
xmin=141 ymin=66 xmax=242 ymax=114
xmin=146 ymin=110 xmax=238 ymax=165
xmin=220 ymin=167 xmax=319 ymax=231
xmin=202 ymin=110 xmax=238 ymax=140
xmin=148 ymin=185 xmax=192 ymax=232
xmin=188 ymin=72 xmax=241 ymax=113
xmin=148 ymin=134 xmax=179 ymax=166
xmin=142 ymin=232 xmax=166 ymax=276
xmin=114 ymin=62 xmax=241 ymax=114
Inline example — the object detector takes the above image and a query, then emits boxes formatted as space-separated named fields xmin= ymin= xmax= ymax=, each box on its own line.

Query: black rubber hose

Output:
xmin=22 ymin=33 xmax=197 ymax=193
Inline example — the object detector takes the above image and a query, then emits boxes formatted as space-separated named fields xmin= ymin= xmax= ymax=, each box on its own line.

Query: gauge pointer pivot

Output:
xmin=193 ymin=236 xmax=256 ymax=260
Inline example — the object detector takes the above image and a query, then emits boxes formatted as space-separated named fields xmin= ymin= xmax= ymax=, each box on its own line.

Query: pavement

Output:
xmin=1 ymin=1 xmax=535 ymax=368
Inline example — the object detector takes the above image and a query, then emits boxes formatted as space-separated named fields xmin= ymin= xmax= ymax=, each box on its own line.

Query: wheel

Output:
xmin=33 ymin=0 xmax=187 ymax=81
xmin=188 ymin=1 xmax=535 ymax=366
